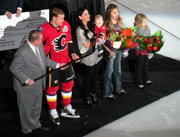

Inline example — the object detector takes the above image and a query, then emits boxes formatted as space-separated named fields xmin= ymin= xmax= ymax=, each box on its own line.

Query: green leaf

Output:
xmin=152 ymin=30 xmax=162 ymax=37
xmin=126 ymin=36 xmax=131 ymax=39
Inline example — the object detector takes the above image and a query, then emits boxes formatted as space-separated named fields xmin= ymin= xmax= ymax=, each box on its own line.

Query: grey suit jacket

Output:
xmin=10 ymin=42 xmax=57 ymax=95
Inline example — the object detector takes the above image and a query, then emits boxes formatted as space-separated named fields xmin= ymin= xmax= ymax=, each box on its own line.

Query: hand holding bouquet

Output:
xmin=106 ymin=28 xmax=136 ymax=50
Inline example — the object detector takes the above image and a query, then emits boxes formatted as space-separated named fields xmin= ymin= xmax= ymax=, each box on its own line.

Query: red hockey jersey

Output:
xmin=38 ymin=21 xmax=72 ymax=63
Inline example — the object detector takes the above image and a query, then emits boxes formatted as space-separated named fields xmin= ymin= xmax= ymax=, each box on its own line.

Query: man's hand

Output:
xmin=5 ymin=11 xmax=12 ymax=19
xmin=59 ymin=63 xmax=69 ymax=70
xmin=26 ymin=79 xmax=35 ymax=86
xmin=16 ymin=9 xmax=22 ymax=17
xmin=71 ymin=53 xmax=80 ymax=63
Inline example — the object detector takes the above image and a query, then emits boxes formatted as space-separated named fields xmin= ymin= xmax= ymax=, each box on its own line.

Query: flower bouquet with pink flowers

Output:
xmin=131 ymin=26 xmax=164 ymax=53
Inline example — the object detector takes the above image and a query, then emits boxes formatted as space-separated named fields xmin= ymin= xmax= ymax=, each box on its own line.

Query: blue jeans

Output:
xmin=103 ymin=50 xmax=123 ymax=98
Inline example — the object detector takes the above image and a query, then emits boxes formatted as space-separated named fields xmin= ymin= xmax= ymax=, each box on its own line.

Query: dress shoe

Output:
xmin=90 ymin=94 xmax=100 ymax=105
xmin=33 ymin=126 xmax=50 ymax=131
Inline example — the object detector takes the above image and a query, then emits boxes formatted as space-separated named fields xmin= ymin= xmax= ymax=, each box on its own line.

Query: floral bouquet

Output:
xmin=131 ymin=26 xmax=141 ymax=43
xmin=131 ymin=26 xmax=164 ymax=53
xmin=106 ymin=28 xmax=137 ymax=50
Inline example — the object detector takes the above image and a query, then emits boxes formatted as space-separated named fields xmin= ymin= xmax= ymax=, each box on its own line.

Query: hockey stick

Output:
xmin=22 ymin=38 xmax=96 ymax=86
xmin=34 ymin=50 xmax=94 ymax=82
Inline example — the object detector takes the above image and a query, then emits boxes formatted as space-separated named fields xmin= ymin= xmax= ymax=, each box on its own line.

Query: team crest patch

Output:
xmin=62 ymin=25 xmax=68 ymax=32
xmin=38 ymin=26 xmax=44 ymax=32
xmin=53 ymin=33 xmax=67 ymax=52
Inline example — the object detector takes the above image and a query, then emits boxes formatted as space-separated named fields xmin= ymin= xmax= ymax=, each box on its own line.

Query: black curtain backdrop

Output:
xmin=23 ymin=0 xmax=105 ymax=55
xmin=23 ymin=0 xmax=105 ymax=24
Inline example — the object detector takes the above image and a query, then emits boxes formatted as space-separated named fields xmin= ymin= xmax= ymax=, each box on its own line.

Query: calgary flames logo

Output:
xmin=53 ymin=33 xmax=67 ymax=52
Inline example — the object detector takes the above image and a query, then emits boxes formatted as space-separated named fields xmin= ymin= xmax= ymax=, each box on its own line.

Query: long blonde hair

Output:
xmin=134 ymin=13 xmax=148 ymax=29
xmin=104 ymin=4 xmax=123 ymax=30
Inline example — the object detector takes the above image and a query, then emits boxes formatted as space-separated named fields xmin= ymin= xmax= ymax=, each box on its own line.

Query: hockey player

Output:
xmin=38 ymin=7 xmax=80 ymax=125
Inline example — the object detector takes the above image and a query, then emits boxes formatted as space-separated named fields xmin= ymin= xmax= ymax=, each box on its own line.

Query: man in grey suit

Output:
xmin=10 ymin=30 xmax=67 ymax=135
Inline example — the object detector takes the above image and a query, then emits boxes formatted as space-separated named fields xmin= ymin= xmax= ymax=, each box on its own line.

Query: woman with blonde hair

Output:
xmin=134 ymin=13 xmax=153 ymax=89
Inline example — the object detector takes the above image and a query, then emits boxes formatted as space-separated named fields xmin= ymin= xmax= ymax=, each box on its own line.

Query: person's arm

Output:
xmin=0 ymin=1 xmax=9 ymax=15
xmin=76 ymin=27 xmax=91 ymax=54
xmin=16 ymin=0 xmax=23 ymax=17
xmin=102 ymin=44 xmax=115 ymax=57
xmin=37 ymin=25 xmax=51 ymax=55
xmin=10 ymin=49 xmax=29 ymax=84
xmin=63 ymin=21 xmax=80 ymax=62
xmin=5 ymin=11 xmax=12 ymax=19
xmin=18 ymin=0 xmax=23 ymax=9
xmin=99 ymin=25 xmax=107 ymax=39
xmin=16 ymin=8 xmax=22 ymax=17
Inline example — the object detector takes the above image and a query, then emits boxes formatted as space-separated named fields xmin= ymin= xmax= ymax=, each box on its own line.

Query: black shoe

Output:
xmin=33 ymin=126 xmax=50 ymax=131
xmin=146 ymin=81 xmax=154 ymax=85
xmin=90 ymin=94 xmax=100 ymax=105
xmin=105 ymin=96 xmax=116 ymax=100
xmin=84 ymin=98 xmax=95 ymax=108
xmin=119 ymin=90 xmax=127 ymax=95
xmin=22 ymin=132 xmax=34 ymax=137
xmin=0 ymin=64 xmax=5 ymax=70
xmin=137 ymin=85 xmax=145 ymax=89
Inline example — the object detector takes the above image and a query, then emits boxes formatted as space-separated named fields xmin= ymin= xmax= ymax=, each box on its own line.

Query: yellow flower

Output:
xmin=147 ymin=44 xmax=153 ymax=47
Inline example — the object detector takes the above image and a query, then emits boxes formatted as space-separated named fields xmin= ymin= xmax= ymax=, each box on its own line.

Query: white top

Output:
xmin=76 ymin=26 xmax=102 ymax=66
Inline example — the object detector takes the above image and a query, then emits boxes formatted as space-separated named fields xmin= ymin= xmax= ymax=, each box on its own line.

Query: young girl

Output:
xmin=134 ymin=13 xmax=153 ymax=89
xmin=103 ymin=4 xmax=127 ymax=99
xmin=75 ymin=7 xmax=102 ymax=107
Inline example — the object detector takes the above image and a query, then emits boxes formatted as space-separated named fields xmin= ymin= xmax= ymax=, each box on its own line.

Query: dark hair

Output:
xmin=28 ymin=30 xmax=42 ymax=42
xmin=50 ymin=7 xmax=64 ymax=20
xmin=74 ymin=7 xmax=95 ymax=40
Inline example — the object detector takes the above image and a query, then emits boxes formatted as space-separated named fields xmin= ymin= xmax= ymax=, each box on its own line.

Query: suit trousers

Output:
xmin=17 ymin=92 xmax=42 ymax=134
